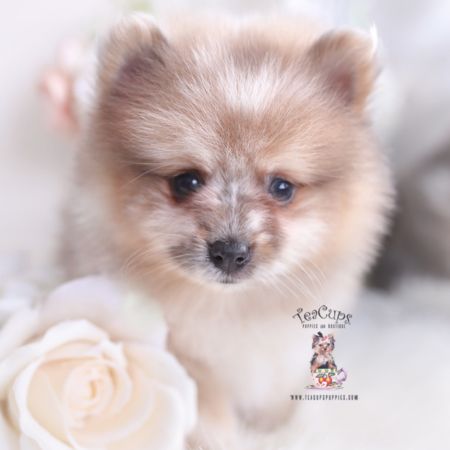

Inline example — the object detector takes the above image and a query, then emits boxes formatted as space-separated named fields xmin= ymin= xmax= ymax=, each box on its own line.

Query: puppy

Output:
xmin=310 ymin=332 xmax=337 ymax=372
xmin=62 ymin=14 xmax=393 ymax=447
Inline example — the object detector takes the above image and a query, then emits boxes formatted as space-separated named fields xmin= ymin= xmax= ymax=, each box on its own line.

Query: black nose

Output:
xmin=208 ymin=240 xmax=251 ymax=274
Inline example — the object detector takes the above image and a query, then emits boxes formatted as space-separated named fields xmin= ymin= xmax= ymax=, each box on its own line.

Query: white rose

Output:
xmin=0 ymin=277 xmax=197 ymax=450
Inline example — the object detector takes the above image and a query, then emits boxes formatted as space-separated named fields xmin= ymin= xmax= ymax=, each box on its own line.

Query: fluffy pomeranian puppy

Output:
xmin=62 ymin=14 xmax=392 ymax=448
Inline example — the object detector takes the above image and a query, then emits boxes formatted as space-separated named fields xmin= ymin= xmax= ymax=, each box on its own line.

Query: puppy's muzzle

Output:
xmin=208 ymin=239 xmax=251 ymax=275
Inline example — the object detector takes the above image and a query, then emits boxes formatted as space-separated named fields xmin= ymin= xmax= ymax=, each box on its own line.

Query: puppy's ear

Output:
xmin=306 ymin=29 xmax=378 ymax=113
xmin=96 ymin=14 xmax=170 ymax=93
xmin=312 ymin=333 xmax=320 ymax=348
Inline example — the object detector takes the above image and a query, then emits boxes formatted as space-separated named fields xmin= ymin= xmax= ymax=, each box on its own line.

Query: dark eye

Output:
xmin=170 ymin=171 xmax=203 ymax=199
xmin=269 ymin=177 xmax=294 ymax=202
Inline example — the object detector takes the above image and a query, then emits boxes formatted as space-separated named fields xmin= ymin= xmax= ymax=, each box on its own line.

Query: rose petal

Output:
xmin=43 ymin=277 xmax=167 ymax=347
xmin=0 ymin=411 xmax=20 ymax=450
xmin=0 ymin=321 xmax=106 ymax=402
xmin=0 ymin=308 xmax=40 ymax=360
xmin=42 ymin=278 xmax=123 ymax=332
xmin=67 ymin=363 xmax=157 ymax=447
xmin=11 ymin=359 xmax=72 ymax=450
xmin=126 ymin=344 xmax=197 ymax=433
xmin=27 ymin=364 xmax=69 ymax=443
xmin=0 ymin=342 xmax=42 ymax=399
xmin=107 ymin=383 xmax=187 ymax=450
xmin=37 ymin=320 xmax=109 ymax=356
xmin=19 ymin=435 xmax=42 ymax=450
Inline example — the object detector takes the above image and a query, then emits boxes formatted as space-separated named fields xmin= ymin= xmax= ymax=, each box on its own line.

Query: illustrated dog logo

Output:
xmin=308 ymin=331 xmax=347 ymax=389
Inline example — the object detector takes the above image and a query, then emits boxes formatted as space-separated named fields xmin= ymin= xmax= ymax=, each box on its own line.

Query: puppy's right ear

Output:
xmin=312 ymin=334 xmax=320 ymax=348
xmin=96 ymin=14 xmax=170 ymax=93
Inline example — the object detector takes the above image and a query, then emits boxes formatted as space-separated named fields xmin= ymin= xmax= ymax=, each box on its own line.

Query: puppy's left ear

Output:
xmin=306 ymin=29 xmax=378 ymax=114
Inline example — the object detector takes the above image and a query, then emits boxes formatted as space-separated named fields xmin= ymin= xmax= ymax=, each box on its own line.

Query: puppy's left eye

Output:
xmin=269 ymin=177 xmax=294 ymax=202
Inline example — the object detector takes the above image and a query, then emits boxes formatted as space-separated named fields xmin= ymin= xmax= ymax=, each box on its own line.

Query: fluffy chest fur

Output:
xmin=165 ymin=290 xmax=315 ymax=427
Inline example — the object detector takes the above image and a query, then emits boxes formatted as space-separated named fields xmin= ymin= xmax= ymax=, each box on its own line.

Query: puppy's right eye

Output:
xmin=170 ymin=171 xmax=203 ymax=200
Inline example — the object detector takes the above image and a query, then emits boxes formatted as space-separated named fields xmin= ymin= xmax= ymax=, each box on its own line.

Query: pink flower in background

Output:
xmin=39 ymin=39 xmax=87 ymax=134
xmin=0 ymin=277 xmax=197 ymax=450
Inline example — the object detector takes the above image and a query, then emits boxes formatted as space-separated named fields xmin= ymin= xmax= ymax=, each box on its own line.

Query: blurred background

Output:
xmin=1 ymin=1 xmax=449 ymax=449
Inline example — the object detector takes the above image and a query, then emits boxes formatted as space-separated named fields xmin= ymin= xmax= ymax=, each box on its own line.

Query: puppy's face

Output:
xmin=312 ymin=333 xmax=335 ymax=355
xmin=88 ymin=17 xmax=389 ymax=289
